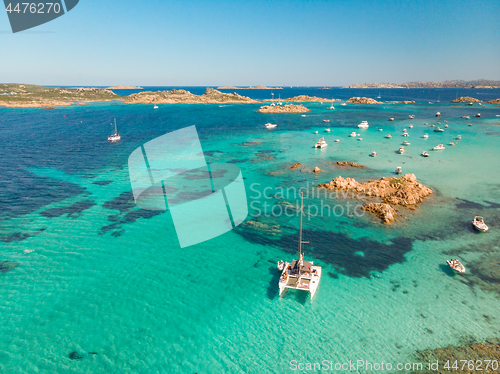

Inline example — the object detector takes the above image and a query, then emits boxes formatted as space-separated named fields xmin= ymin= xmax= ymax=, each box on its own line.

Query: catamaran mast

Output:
xmin=298 ymin=192 xmax=308 ymax=267
xmin=114 ymin=118 xmax=117 ymax=135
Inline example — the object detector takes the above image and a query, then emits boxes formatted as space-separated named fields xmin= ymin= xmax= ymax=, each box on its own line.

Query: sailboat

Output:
xmin=377 ymin=92 xmax=381 ymax=99
xmin=108 ymin=118 xmax=121 ymax=142
xmin=277 ymin=193 xmax=322 ymax=300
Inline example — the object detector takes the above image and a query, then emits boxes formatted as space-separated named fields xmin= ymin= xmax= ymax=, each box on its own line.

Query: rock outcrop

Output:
xmin=451 ymin=96 xmax=482 ymax=103
xmin=362 ymin=203 xmax=398 ymax=223
xmin=125 ymin=88 xmax=258 ymax=104
xmin=346 ymin=97 xmax=383 ymax=104
xmin=487 ymin=98 xmax=500 ymax=104
xmin=257 ymin=104 xmax=310 ymax=113
xmin=317 ymin=174 xmax=432 ymax=223
xmin=388 ymin=100 xmax=415 ymax=104
xmin=291 ymin=163 xmax=302 ymax=169
xmin=313 ymin=167 xmax=323 ymax=173
xmin=335 ymin=161 xmax=365 ymax=168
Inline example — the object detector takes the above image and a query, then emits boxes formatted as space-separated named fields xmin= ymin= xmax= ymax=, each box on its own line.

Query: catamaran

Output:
xmin=108 ymin=119 xmax=121 ymax=142
xmin=277 ymin=193 xmax=322 ymax=300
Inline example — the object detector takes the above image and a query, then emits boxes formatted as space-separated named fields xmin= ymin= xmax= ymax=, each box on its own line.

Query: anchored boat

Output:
xmin=278 ymin=193 xmax=322 ymax=300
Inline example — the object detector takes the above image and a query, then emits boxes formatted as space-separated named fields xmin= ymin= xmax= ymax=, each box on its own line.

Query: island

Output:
xmin=217 ymin=85 xmax=282 ymax=89
xmin=125 ymin=88 xmax=259 ymax=104
xmin=344 ymin=79 xmax=500 ymax=89
xmin=264 ymin=95 xmax=340 ymax=103
xmin=0 ymin=84 xmax=119 ymax=108
xmin=451 ymin=96 xmax=482 ymax=103
xmin=317 ymin=174 xmax=433 ymax=223
xmin=257 ymin=104 xmax=310 ymax=113
xmin=346 ymin=97 xmax=382 ymax=104
xmin=487 ymin=98 xmax=500 ymax=104
xmin=107 ymin=85 xmax=143 ymax=89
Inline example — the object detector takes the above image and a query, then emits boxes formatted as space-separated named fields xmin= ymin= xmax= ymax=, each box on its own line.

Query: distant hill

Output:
xmin=344 ymin=80 xmax=500 ymax=89
xmin=217 ymin=85 xmax=282 ymax=89
xmin=107 ymin=85 xmax=143 ymax=89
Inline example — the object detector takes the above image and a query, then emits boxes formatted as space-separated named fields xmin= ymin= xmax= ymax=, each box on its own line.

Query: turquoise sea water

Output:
xmin=1 ymin=90 xmax=500 ymax=373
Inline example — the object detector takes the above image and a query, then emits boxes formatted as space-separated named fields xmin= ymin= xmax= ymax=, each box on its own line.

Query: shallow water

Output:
xmin=1 ymin=91 xmax=500 ymax=373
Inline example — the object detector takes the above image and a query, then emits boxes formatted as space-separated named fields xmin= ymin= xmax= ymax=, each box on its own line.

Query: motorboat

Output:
xmin=402 ymin=141 xmax=410 ymax=145
xmin=323 ymin=119 xmax=330 ymax=123
xmin=108 ymin=119 xmax=121 ymax=142
xmin=446 ymin=259 xmax=465 ymax=274
xmin=475 ymin=113 xmax=481 ymax=117
xmin=314 ymin=130 xmax=318 ymax=134
xmin=461 ymin=116 xmax=470 ymax=119
xmin=456 ymin=135 xmax=462 ymax=140
xmin=154 ymin=105 xmax=159 ymax=109
xmin=358 ymin=121 xmax=369 ymax=128
xmin=421 ymin=151 xmax=430 ymax=157
xmin=468 ymin=123 xmax=472 ymax=126
xmin=395 ymin=166 xmax=402 ymax=174
xmin=358 ymin=137 xmax=363 ymax=141
xmin=409 ymin=115 xmax=415 ymax=119
xmin=423 ymin=134 xmax=429 ymax=138
xmin=371 ymin=151 xmax=377 ymax=156
xmin=341 ymin=103 xmax=347 ymax=106
xmin=385 ymin=134 xmax=392 ymax=138
xmin=315 ymin=137 xmax=328 ymax=148
xmin=398 ymin=146 xmax=405 ymax=154
xmin=436 ymin=112 xmax=441 ymax=117
xmin=335 ymin=139 xmax=340 ymax=142
xmin=472 ymin=216 xmax=489 ymax=232
xmin=389 ymin=117 xmax=395 ymax=121
xmin=445 ymin=124 xmax=449 ymax=128
xmin=433 ymin=144 xmax=445 ymax=150
xmin=301 ymin=115 xmax=306 ymax=117
xmin=324 ymin=128 xmax=331 ymax=132
xmin=349 ymin=131 xmax=357 ymax=137
xmin=402 ymin=132 xmax=409 ymax=137
xmin=409 ymin=125 xmax=413 ymax=128
xmin=434 ymin=127 xmax=444 ymax=132
xmin=265 ymin=123 xmax=277 ymax=129
xmin=377 ymin=128 xmax=383 ymax=131
xmin=448 ymin=142 xmax=455 ymax=146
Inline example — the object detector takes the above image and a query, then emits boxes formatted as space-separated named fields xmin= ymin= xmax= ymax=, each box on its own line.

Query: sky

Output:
xmin=1 ymin=0 xmax=499 ymax=86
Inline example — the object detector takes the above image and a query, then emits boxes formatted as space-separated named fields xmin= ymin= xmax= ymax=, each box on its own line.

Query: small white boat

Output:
xmin=323 ymin=119 xmax=330 ymax=123
xmin=423 ymin=134 xmax=429 ymax=138
xmin=456 ymin=135 xmax=462 ymax=140
xmin=277 ymin=261 xmax=285 ymax=271
xmin=496 ymin=115 xmax=500 ymax=117
xmin=377 ymin=128 xmax=383 ymax=131
xmin=358 ymin=121 xmax=369 ymax=128
xmin=409 ymin=115 xmax=415 ymax=119
xmin=314 ymin=130 xmax=318 ymax=134
xmin=433 ymin=144 xmax=445 ymax=150
xmin=335 ymin=139 xmax=340 ymax=142
xmin=301 ymin=115 xmax=306 ymax=117
xmin=315 ymin=137 xmax=328 ymax=148
xmin=324 ymin=128 xmax=331 ymax=132
xmin=395 ymin=166 xmax=402 ymax=174
xmin=389 ymin=117 xmax=395 ymax=121
xmin=371 ymin=151 xmax=377 ymax=156
xmin=461 ymin=115 xmax=470 ymax=119
xmin=468 ymin=102 xmax=474 ymax=106
xmin=341 ymin=103 xmax=347 ymax=106
xmin=108 ymin=119 xmax=121 ymax=142
xmin=472 ymin=216 xmax=489 ymax=232
xmin=329 ymin=102 xmax=335 ymax=110
xmin=448 ymin=142 xmax=455 ymax=146
xmin=385 ymin=134 xmax=392 ymax=138
xmin=468 ymin=123 xmax=472 ymax=126
xmin=358 ymin=137 xmax=363 ymax=141
xmin=409 ymin=125 xmax=413 ymax=128
xmin=436 ymin=112 xmax=441 ymax=117
xmin=265 ymin=123 xmax=277 ymax=129
xmin=446 ymin=259 xmax=465 ymax=274
xmin=349 ymin=131 xmax=357 ymax=137
xmin=421 ymin=151 xmax=430 ymax=157
xmin=402 ymin=132 xmax=409 ymax=137
xmin=402 ymin=141 xmax=410 ymax=145
xmin=445 ymin=124 xmax=449 ymax=128
xmin=398 ymin=146 xmax=405 ymax=154
xmin=154 ymin=105 xmax=159 ymax=109
xmin=475 ymin=113 xmax=481 ymax=117
xmin=434 ymin=127 xmax=444 ymax=132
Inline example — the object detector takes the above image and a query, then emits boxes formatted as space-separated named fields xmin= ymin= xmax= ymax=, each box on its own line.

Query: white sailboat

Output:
xmin=278 ymin=193 xmax=322 ymax=300
xmin=108 ymin=119 xmax=121 ymax=142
